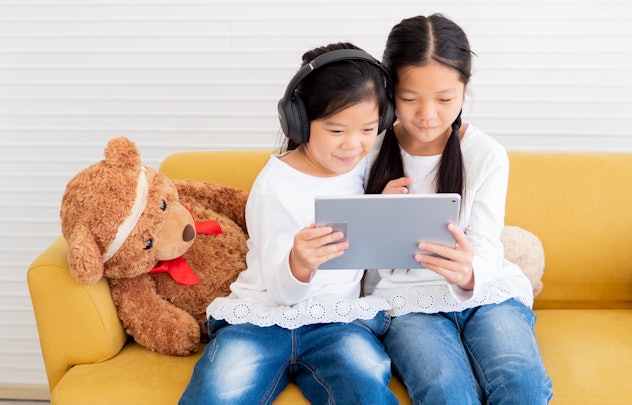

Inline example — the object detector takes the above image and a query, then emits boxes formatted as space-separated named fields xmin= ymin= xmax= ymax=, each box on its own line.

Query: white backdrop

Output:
xmin=1 ymin=0 xmax=631 ymax=398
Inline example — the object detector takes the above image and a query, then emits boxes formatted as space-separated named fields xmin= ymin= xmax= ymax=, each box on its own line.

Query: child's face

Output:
xmin=393 ymin=61 xmax=465 ymax=155
xmin=304 ymin=100 xmax=380 ymax=177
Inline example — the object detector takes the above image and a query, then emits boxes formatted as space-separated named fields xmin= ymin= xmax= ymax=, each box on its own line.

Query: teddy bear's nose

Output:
xmin=182 ymin=224 xmax=196 ymax=242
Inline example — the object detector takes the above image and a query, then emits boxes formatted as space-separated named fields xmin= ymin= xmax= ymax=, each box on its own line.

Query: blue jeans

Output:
xmin=383 ymin=299 xmax=553 ymax=405
xmin=179 ymin=311 xmax=397 ymax=405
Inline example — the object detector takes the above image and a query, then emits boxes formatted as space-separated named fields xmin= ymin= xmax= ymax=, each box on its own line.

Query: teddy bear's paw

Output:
xmin=134 ymin=315 xmax=201 ymax=356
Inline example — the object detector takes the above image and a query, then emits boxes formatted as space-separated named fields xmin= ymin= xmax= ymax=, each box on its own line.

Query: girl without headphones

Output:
xmin=179 ymin=42 xmax=397 ymax=405
xmin=365 ymin=14 xmax=553 ymax=403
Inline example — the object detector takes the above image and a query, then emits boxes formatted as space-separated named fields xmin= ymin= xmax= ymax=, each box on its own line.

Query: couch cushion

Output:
xmin=51 ymin=343 xmax=202 ymax=404
xmin=51 ymin=342 xmax=412 ymax=404
xmin=535 ymin=308 xmax=632 ymax=403
xmin=507 ymin=152 xmax=632 ymax=309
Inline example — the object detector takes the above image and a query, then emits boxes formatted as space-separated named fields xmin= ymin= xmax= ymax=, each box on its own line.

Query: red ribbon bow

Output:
xmin=149 ymin=220 xmax=222 ymax=286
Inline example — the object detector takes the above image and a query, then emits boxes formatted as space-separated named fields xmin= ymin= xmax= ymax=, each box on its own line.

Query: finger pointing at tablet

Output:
xmin=382 ymin=177 xmax=413 ymax=194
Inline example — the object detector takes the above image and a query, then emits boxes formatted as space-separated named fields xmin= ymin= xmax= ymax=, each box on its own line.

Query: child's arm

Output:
xmin=415 ymin=145 xmax=510 ymax=296
xmin=246 ymin=190 xmax=335 ymax=305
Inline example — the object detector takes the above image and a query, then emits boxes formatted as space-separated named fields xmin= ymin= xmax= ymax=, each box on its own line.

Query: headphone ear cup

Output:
xmin=278 ymin=93 xmax=310 ymax=144
xmin=291 ymin=95 xmax=310 ymax=144
xmin=277 ymin=96 xmax=293 ymax=141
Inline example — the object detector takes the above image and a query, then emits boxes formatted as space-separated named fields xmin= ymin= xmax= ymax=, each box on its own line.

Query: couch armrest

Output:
xmin=27 ymin=236 xmax=128 ymax=391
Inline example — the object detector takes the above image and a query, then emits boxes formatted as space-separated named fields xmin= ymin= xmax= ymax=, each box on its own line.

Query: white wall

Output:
xmin=1 ymin=0 xmax=631 ymax=396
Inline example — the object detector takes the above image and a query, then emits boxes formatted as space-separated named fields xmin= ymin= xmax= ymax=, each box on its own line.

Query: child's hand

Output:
xmin=289 ymin=225 xmax=348 ymax=282
xmin=382 ymin=177 xmax=412 ymax=194
xmin=414 ymin=223 xmax=475 ymax=290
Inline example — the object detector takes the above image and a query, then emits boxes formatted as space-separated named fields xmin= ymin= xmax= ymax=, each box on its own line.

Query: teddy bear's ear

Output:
xmin=66 ymin=224 xmax=105 ymax=285
xmin=104 ymin=137 xmax=141 ymax=169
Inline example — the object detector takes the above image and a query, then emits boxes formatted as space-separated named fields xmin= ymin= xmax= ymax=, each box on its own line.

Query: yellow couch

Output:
xmin=28 ymin=151 xmax=632 ymax=404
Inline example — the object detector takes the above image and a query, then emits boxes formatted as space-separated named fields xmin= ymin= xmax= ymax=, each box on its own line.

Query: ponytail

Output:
xmin=437 ymin=111 xmax=465 ymax=196
xmin=365 ymin=128 xmax=404 ymax=194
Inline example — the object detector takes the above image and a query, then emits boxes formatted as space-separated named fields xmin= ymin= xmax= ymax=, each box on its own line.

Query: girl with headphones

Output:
xmin=179 ymin=42 xmax=397 ymax=404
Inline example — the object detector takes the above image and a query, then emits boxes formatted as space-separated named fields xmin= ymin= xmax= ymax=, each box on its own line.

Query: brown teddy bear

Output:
xmin=60 ymin=137 xmax=248 ymax=356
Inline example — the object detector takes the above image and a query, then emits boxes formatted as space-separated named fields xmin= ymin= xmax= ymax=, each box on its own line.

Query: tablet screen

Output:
xmin=315 ymin=194 xmax=460 ymax=270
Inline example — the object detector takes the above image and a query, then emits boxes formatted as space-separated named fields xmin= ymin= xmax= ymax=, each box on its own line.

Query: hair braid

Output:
xmin=365 ymin=128 xmax=404 ymax=194
xmin=437 ymin=110 xmax=464 ymax=195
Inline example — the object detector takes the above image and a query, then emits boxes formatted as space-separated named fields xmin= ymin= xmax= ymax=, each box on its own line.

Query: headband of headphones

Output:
xmin=277 ymin=48 xmax=395 ymax=144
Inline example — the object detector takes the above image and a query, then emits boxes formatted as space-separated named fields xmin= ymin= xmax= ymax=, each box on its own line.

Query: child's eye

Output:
xmin=363 ymin=128 xmax=376 ymax=133
xmin=329 ymin=130 xmax=344 ymax=135
xmin=439 ymin=98 xmax=454 ymax=103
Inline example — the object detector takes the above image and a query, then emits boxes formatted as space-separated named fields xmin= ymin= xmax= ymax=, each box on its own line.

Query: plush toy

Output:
xmin=501 ymin=225 xmax=545 ymax=297
xmin=60 ymin=137 xmax=249 ymax=355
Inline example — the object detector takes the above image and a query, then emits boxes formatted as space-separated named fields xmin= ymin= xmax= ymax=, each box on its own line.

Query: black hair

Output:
xmin=282 ymin=42 xmax=391 ymax=151
xmin=365 ymin=14 xmax=474 ymax=195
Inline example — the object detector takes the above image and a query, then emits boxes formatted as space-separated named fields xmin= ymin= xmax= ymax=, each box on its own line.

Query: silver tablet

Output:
xmin=315 ymin=193 xmax=461 ymax=270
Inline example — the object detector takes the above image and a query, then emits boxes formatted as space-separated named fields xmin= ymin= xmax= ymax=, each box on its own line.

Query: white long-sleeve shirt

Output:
xmin=365 ymin=124 xmax=533 ymax=315
xmin=207 ymin=154 xmax=389 ymax=328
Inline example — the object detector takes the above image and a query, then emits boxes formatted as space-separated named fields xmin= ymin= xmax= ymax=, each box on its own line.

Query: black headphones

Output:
xmin=277 ymin=49 xmax=395 ymax=144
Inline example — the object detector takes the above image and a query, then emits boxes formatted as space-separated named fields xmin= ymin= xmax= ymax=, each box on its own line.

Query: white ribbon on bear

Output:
xmin=102 ymin=166 xmax=149 ymax=262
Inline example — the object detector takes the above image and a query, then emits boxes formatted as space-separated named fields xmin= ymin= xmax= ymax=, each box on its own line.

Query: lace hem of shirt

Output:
xmin=208 ymin=294 xmax=391 ymax=329
xmin=372 ymin=277 xmax=533 ymax=316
